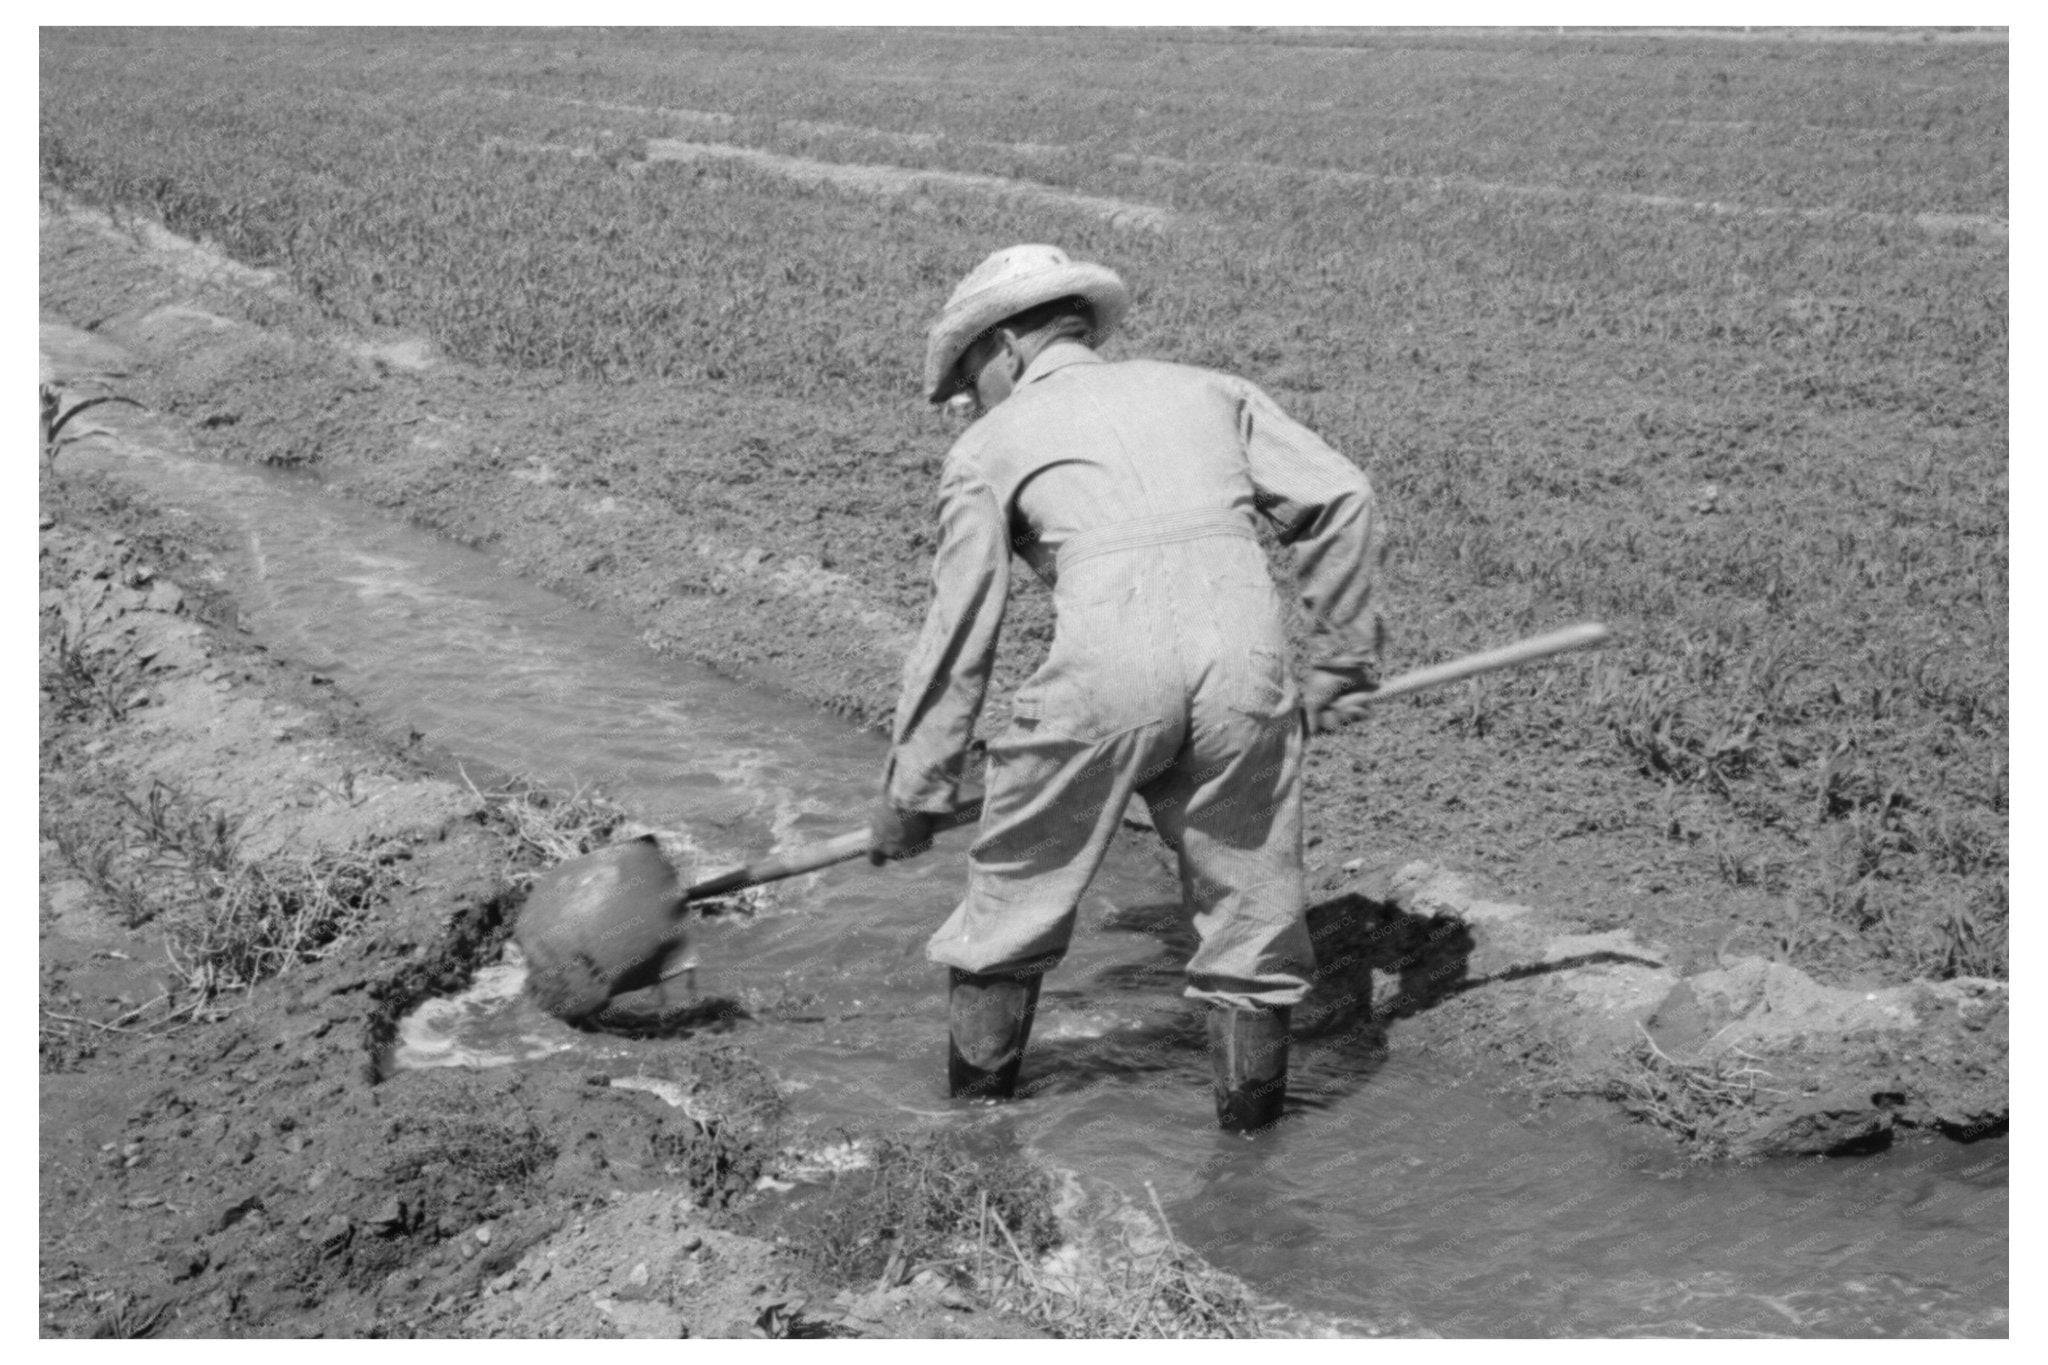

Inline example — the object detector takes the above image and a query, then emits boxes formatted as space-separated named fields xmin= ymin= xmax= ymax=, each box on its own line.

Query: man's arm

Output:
xmin=882 ymin=457 xmax=1012 ymax=817
xmin=1231 ymin=377 xmax=1387 ymax=693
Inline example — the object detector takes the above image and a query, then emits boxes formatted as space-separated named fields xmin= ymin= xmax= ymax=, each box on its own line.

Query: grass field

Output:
xmin=39 ymin=27 xmax=2007 ymax=983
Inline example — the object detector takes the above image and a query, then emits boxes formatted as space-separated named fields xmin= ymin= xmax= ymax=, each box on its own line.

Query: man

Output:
xmin=870 ymin=244 xmax=1384 ymax=1132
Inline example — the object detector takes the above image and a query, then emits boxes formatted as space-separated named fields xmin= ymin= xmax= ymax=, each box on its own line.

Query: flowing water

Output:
xmin=66 ymin=432 xmax=2009 ymax=1337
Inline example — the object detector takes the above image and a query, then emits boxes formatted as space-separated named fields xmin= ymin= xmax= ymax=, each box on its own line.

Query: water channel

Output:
xmin=66 ymin=427 xmax=2009 ymax=1337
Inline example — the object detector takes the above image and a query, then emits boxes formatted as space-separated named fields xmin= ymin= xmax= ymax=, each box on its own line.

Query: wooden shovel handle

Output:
xmin=682 ymin=800 xmax=985 ymax=901
xmin=1325 ymin=622 xmax=1612 ymax=719
xmin=680 ymin=626 xmax=1610 ymax=898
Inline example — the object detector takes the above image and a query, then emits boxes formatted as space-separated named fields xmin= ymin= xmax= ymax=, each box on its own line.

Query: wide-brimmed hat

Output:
xmin=922 ymin=244 xmax=1129 ymax=403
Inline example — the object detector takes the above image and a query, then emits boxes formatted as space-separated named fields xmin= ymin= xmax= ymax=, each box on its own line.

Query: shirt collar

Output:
xmin=1020 ymin=338 xmax=1102 ymax=387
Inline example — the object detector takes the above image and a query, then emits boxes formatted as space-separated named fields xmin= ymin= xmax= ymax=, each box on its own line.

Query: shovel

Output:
xmin=519 ymin=621 xmax=1611 ymax=1024
xmin=515 ymin=802 xmax=982 ymax=1025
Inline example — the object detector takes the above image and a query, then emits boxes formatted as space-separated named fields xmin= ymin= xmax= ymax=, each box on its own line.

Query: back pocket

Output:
xmin=1007 ymin=679 xmax=1122 ymax=745
xmin=1226 ymin=645 xmax=1299 ymax=719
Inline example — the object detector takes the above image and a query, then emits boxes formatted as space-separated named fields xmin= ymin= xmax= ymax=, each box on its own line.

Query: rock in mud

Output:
xmin=1378 ymin=862 xmax=2008 ymax=1159
xmin=166 ymin=1247 xmax=210 ymax=1282
xmin=367 ymin=1196 xmax=406 ymax=1234
xmin=1934 ymin=1103 xmax=2007 ymax=1143
xmin=210 ymin=1194 xmax=264 ymax=1233
xmin=1732 ymin=1088 xmax=1896 ymax=1159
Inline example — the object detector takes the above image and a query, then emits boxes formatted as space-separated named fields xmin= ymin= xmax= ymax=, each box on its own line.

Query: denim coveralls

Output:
xmin=883 ymin=340 xmax=1383 ymax=1010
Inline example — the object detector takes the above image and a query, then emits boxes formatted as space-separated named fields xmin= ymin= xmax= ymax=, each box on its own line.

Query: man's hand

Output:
xmin=868 ymin=801 xmax=941 ymax=866
xmin=1304 ymin=656 xmax=1379 ymax=734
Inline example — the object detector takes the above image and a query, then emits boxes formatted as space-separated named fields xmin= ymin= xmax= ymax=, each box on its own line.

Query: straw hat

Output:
xmin=922 ymin=244 xmax=1129 ymax=403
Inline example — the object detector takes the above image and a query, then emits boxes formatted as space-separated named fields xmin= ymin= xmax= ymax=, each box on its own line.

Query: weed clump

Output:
xmin=386 ymin=1109 xmax=559 ymax=1188
xmin=1562 ymin=1027 xmax=1790 ymax=1160
xmin=41 ymin=614 xmax=150 ymax=727
xmin=644 ymin=1044 xmax=787 ymax=1209
xmin=1003 ymin=1180 xmax=1269 ymax=1339
xmin=464 ymin=773 xmax=628 ymax=885
xmin=794 ymin=1128 xmax=1058 ymax=1288
xmin=651 ymin=1116 xmax=771 ymax=1211
xmin=785 ymin=1129 xmax=1264 ymax=1337
xmin=86 ymin=1295 xmax=170 ymax=1339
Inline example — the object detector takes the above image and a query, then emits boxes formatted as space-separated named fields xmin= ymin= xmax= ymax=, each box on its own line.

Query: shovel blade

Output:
xmin=514 ymin=834 xmax=688 ymax=1022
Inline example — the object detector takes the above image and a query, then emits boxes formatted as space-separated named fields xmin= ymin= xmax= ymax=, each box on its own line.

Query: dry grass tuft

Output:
xmin=1042 ymin=1182 xmax=1266 ymax=1338
xmin=460 ymin=769 xmax=627 ymax=884
xmin=789 ymin=1130 xmax=1265 ymax=1337
xmin=1562 ymin=1024 xmax=1793 ymax=1159
xmin=385 ymin=1108 xmax=559 ymax=1187
xmin=794 ymin=1129 xmax=1058 ymax=1289
xmin=41 ymin=613 xmax=150 ymax=726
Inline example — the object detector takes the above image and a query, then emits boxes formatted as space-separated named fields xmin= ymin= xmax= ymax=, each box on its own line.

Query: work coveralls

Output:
xmin=883 ymin=339 xmax=1383 ymax=1011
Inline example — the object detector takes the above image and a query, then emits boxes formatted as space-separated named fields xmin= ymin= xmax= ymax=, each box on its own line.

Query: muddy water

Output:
xmin=69 ymin=435 xmax=2008 ymax=1337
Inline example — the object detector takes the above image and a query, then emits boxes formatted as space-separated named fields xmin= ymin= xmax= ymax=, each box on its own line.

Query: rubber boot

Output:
xmin=946 ymin=970 xmax=1042 ymax=1100
xmin=1208 ymin=1004 xmax=1290 ymax=1132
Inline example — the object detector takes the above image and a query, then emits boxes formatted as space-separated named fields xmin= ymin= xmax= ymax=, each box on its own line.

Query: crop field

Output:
xmin=39 ymin=27 xmax=2007 ymax=985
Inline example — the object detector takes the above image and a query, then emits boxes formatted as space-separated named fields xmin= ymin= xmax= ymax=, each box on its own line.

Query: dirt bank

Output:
xmin=1331 ymin=864 xmax=2007 ymax=1159
xmin=479 ymin=133 xmax=1183 ymax=233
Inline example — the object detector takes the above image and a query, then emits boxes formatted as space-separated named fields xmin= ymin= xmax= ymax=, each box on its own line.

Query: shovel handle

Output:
xmin=681 ymin=625 xmax=1611 ymax=897
xmin=1324 ymin=621 xmax=1612 ymax=721
xmin=683 ymin=800 xmax=984 ymax=901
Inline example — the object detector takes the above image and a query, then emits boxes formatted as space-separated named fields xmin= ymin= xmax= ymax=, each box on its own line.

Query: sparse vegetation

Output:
xmin=41 ymin=381 xmax=142 ymax=477
xmin=86 ymin=1295 xmax=170 ymax=1339
xmin=39 ymin=525 xmax=397 ymax=1023
xmin=41 ymin=612 xmax=150 ymax=726
xmin=787 ymin=1128 xmax=1263 ymax=1337
xmin=45 ymin=771 xmax=394 ymax=1017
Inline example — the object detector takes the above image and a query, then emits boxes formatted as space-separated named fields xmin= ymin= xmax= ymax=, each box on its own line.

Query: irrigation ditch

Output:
xmin=39 ymin=200 xmax=2007 ymax=1337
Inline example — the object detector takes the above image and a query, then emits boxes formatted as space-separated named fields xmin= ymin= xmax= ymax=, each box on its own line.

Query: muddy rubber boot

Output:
xmin=1208 ymin=1004 xmax=1290 ymax=1132
xmin=946 ymin=970 xmax=1042 ymax=1100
